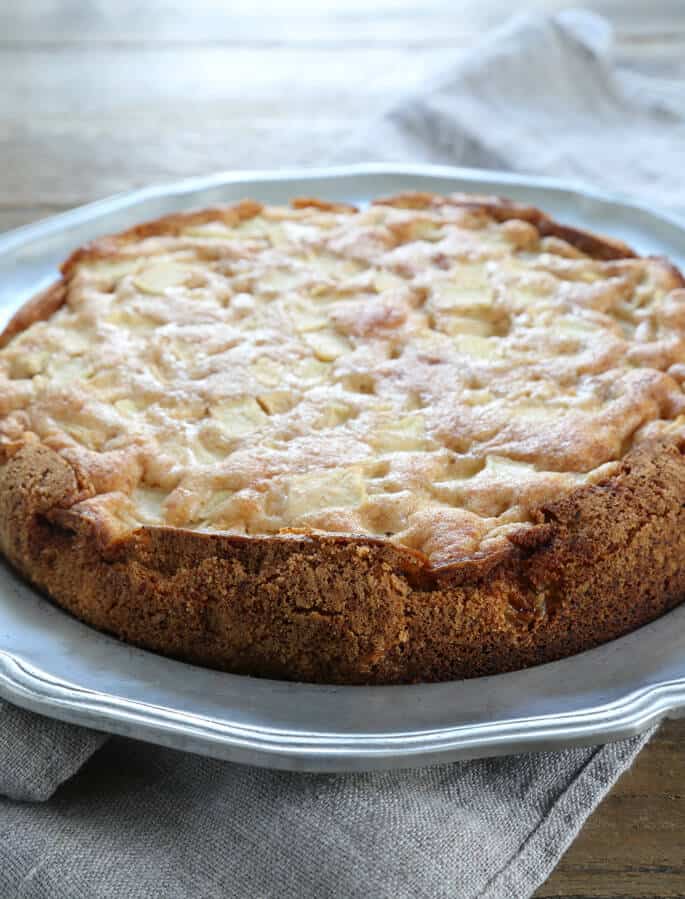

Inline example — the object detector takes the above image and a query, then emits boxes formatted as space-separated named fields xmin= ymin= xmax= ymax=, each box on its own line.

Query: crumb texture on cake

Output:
xmin=1 ymin=193 xmax=684 ymax=570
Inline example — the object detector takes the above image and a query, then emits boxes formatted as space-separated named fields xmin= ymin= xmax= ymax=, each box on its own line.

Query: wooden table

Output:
xmin=2 ymin=3 xmax=683 ymax=895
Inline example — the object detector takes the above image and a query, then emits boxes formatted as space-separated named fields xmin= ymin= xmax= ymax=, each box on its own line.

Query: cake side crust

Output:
xmin=1 ymin=437 xmax=684 ymax=684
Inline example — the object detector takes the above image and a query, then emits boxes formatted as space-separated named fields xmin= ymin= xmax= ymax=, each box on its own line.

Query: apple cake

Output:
xmin=1 ymin=191 xmax=685 ymax=684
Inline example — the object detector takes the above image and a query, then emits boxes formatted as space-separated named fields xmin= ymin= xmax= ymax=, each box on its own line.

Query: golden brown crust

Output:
xmin=374 ymin=191 xmax=636 ymax=260
xmin=58 ymin=193 xmax=634 ymax=282
xmin=59 ymin=199 xmax=266 ymax=279
xmin=290 ymin=197 xmax=358 ymax=213
xmin=58 ymin=198 xmax=356 ymax=282
xmin=2 ymin=438 xmax=685 ymax=683
xmin=2 ymin=193 xmax=685 ymax=683
xmin=0 ymin=282 xmax=66 ymax=350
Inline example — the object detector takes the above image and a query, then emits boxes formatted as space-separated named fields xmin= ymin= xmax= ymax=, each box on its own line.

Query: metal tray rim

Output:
xmin=2 ymin=161 xmax=684 ymax=253
xmin=0 ymin=640 xmax=683 ymax=765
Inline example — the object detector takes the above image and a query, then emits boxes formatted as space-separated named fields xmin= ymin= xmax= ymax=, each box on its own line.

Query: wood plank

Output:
xmin=0 ymin=124 xmax=356 ymax=206
xmin=0 ymin=206 xmax=68 ymax=233
xmin=535 ymin=718 xmax=685 ymax=898
xmin=0 ymin=45 xmax=450 ymax=206
xmin=1 ymin=0 xmax=684 ymax=45
xmin=0 ymin=46 xmax=441 ymax=116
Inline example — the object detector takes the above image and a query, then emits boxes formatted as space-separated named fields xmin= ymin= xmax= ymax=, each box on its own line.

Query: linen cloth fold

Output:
xmin=0 ymin=9 xmax=682 ymax=897
xmin=341 ymin=8 xmax=685 ymax=218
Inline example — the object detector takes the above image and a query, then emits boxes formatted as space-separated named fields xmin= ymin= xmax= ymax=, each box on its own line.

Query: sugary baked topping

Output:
xmin=1 ymin=195 xmax=685 ymax=566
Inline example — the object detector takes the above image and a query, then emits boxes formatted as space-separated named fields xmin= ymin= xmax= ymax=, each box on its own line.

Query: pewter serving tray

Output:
xmin=1 ymin=164 xmax=684 ymax=772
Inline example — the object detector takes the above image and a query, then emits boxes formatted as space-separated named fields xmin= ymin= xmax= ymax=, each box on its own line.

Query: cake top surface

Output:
xmin=1 ymin=193 xmax=684 ymax=568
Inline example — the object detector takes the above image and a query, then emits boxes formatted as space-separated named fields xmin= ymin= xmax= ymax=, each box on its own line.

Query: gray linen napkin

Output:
xmin=0 ymin=734 xmax=652 ymax=899
xmin=342 ymin=8 xmax=685 ymax=217
xmin=0 ymin=9 xmax=682 ymax=897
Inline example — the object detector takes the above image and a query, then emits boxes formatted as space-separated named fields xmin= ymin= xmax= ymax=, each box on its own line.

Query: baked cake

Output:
xmin=1 ymin=192 xmax=684 ymax=684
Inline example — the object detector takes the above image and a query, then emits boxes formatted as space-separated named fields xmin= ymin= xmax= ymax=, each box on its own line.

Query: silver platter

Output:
xmin=0 ymin=163 xmax=684 ymax=771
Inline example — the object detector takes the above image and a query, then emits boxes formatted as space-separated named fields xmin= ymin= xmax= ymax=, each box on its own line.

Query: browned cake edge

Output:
xmin=1 ymin=193 xmax=685 ymax=685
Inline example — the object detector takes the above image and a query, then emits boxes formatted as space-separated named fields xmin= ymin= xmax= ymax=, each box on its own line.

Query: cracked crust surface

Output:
xmin=0 ymin=192 xmax=685 ymax=683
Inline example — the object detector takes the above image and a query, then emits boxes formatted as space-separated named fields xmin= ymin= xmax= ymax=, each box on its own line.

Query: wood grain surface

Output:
xmin=537 ymin=720 xmax=685 ymax=898
xmin=1 ymin=2 xmax=683 ymax=896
